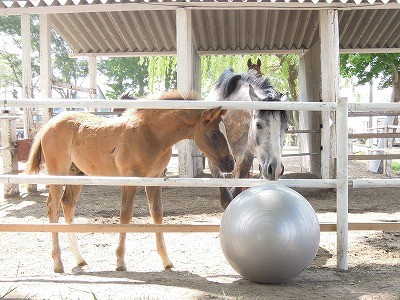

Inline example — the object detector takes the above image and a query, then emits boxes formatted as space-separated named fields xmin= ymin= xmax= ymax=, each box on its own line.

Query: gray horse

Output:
xmin=206 ymin=69 xmax=289 ymax=209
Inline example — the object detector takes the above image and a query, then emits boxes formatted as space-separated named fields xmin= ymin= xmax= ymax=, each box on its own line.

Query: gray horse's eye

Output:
xmin=256 ymin=122 xmax=263 ymax=130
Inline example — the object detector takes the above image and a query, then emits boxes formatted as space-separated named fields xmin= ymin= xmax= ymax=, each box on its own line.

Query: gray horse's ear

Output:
xmin=280 ymin=92 xmax=290 ymax=102
xmin=249 ymin=85 xmax=260 ymax=102
xmin=257 ymin=58 xmax=261 ymax=67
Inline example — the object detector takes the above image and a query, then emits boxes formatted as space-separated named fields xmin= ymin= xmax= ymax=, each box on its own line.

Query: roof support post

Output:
xmin=21 ymin=14 xmax=34 ymax=139
xmin=298 ymin=42 xmax=322 ymax=177
xmin=320 ymin=9 xmax=347 ymax=271
xmin=39 ymin=14 xmax=52 ymax=123
xmin=336 ymin=97 xmax=349 ymax=271
xmin=319 ymin=9 xmax=339 ymax=180
xmin=176 ymin=8 xmax=203 ymax=178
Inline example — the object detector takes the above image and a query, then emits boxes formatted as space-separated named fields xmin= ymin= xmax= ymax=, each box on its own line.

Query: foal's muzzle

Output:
xmin=219 ymin=155 xmax=235 ymax=173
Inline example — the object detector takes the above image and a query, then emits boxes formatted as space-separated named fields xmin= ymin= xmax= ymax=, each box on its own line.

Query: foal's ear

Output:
xmin=201 ymin=107 xmax=224 ymax=122
xmin=257 ymin=58 xmax=261 ymax=67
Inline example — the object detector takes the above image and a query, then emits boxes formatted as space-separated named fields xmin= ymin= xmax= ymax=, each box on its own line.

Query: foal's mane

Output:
xmin=159 ymin=90 xmax=198 ymax=101
xmin=122 ymin=90 xmax=199 ymax=116
xmin=214 ymin=69 xmax=282 ymax=102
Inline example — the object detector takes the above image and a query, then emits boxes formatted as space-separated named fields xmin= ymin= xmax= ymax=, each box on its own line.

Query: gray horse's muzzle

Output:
xmin=262 ymin=157 xmax=284 ymax=181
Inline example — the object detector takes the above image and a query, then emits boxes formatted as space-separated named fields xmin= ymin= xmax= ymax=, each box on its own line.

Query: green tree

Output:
xmin=0 ymin=15 xmax=88 ymax=99
xmin=0 ymin=15 xmax=40 ymax=95
xmin=98 ymin=57 xmax=149 ymax=99
xmin=51 ymin=33 xmax=88 ymax=99
xmin=340 ymin=53 xmax=400 ymax=103
xmin=148 ymin=56 xmax=176 ymax=93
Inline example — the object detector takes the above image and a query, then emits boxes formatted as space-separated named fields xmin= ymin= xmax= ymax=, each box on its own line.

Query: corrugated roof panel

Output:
xmin=293 ymin=10 xmax=312 ymax=49
xmin=128 ymin=11 xmax=154 ymax=51
xmin=90 ymin=12 xmax=118 ymax=52
xmin=78 ymin=13 xmax=108 ymax=52
xmin=300 ymin=10 xmax=319 ymax=49
xmin=45 ymin=8 xmax=400 ymax=55
xmin=52 ymin=14 xmax=90 ymax=52
xmin=366 ymin=9 xmax=398 ymax=48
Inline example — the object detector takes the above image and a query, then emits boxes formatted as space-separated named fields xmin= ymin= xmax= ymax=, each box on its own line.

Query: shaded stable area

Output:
xmin=1 ymin=0 xmax=400 ymax=282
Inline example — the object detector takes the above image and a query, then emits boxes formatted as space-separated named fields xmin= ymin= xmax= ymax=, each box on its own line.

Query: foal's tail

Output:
xmin=26 ymin=130 xmax=44 ymax=174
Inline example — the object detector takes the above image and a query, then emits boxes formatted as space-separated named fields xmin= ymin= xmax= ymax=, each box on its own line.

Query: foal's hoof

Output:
xmin=54 ymin=266 xmax=65 ymax=274
xmin=164 ymin=262 xmax=174 ymax=270
xmin=116 ymin=265 xmax=127 ymax=272
xmin=77 ymin=260 xmax=88 ymax=267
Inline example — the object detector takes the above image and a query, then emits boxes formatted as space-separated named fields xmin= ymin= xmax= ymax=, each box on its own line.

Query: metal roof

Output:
xmin=1 ymin=0 xmax=400 ymax=56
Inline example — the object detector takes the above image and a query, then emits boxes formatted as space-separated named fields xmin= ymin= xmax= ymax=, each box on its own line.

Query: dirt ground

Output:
xmin=0 ymin=154 xmax=399 ymax=300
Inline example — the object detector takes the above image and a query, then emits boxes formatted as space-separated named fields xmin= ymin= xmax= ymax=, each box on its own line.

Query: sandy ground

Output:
xmin=0 ymin=153 xmax=399 ymax=300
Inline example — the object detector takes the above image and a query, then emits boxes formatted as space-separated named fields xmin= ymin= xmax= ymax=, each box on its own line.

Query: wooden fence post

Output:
xmin=0 ymin=115 xmax=19 ymax=197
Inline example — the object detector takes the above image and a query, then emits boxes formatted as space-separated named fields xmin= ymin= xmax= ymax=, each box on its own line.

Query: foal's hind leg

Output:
xmin=61 ymin=184 xmax=87 ymax=268
xmin=145 ymin=186 xmax=173 ymax=269
xmin=115 ymin=186 xmax=137 ymax=271
xmin=47 ymin=184 xmax=65 ymax=273
xmin=208 ymin=159 xmax=233 ymax=209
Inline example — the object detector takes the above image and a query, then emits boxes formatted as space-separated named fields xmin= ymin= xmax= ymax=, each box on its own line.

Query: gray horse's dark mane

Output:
xmin=213 ymin=69 xmax=288 ymax=124
xmin=214 ymin=69 xmax=282 ymax=102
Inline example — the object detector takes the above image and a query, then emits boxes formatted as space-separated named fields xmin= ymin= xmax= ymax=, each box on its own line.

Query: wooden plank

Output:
xmin=349 ymin=154 xmax=400 ymax=160
xmin=349 ymin=132 xmax=400 ymax=139
xmin=0 ymin=222 xmax=399 ymax=233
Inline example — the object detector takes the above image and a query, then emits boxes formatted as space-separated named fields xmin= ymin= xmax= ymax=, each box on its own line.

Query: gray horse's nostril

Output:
xmin=267 ymin=163 xmax=274 ymax=175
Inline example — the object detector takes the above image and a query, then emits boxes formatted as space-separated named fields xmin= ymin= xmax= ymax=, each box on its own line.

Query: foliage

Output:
xmin=340 ymin=53 xmax=400 ymax=89
xmin=0 ymin=15 xmax=40 ymax=95
xmin=51 ymin=33 xmax=89 ymax=98
xmin=200 ymin=54 xmax=298 ymax=100
xmin=148 ymin=56 xmax=176 ymax=93
xmin=0 ymin=15 xmax=88 ymax=99
xmin=392 ymin=161 xmax=400 ymax=175
xmin=98 ymin=57 xmax=149 ymax=99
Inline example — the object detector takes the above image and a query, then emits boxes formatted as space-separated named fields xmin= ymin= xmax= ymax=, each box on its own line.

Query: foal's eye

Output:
xmin=256 ymin=122 xmax=263 ymax=130
xmin=210 ymin=132 xmax=219 ymax=140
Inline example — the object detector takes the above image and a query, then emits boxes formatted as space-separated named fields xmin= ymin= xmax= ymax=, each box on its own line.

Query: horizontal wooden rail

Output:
xmin=349 ymin=132 xmax=399 ymax=139
xmin=0 ymin=98 xmax=338 ymax=111
xmin=348 ymin=154 xmax=400 ymax=160
xmin=0 ymin=222 xmax=399 ymax=233
xmin=0 ymin=174 xmax=338 ymax=188
xmin=2 ymin=174 xmax=400 ymax=188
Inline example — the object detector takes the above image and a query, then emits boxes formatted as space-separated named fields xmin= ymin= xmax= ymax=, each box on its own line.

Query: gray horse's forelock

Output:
xmin=212 ymin=69 xmax=281 ymax=102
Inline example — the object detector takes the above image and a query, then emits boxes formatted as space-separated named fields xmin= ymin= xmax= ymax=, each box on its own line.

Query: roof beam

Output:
xmin=1 ymin=2 xmax=400 ymax=16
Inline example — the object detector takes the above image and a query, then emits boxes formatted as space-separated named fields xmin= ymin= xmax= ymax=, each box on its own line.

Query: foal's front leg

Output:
xmin=145 ymin=186 xmax=174 ymax=269
xmin=115 ymin=186 xmax=137 ymax=271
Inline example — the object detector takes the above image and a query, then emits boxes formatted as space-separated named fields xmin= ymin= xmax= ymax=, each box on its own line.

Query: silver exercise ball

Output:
xmin=219 ymin=185 xmax=320 ymax=284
